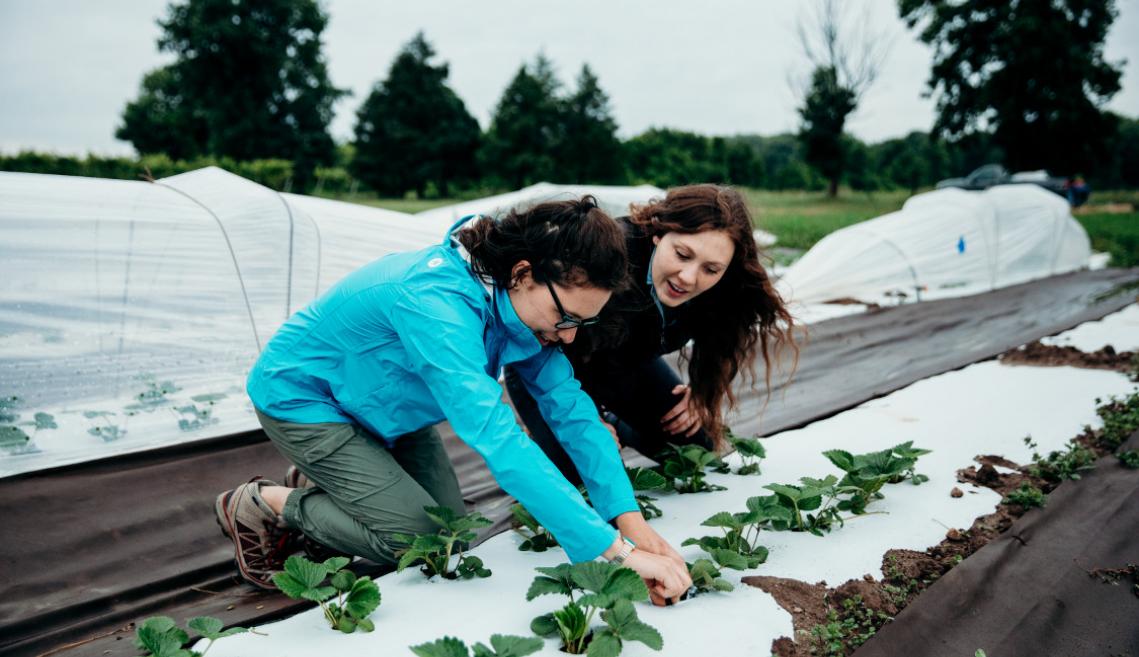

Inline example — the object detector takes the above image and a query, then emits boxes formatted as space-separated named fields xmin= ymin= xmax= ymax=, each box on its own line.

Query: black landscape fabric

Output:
xmin=0 ymin=267 xmax=1136 ymax=657
xmin=853 ymin=429 xmax=1139 ymax=657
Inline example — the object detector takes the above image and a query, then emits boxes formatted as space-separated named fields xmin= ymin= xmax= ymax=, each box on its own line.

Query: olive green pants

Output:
xmin=256 ymin=410 xmax=465 ymax=565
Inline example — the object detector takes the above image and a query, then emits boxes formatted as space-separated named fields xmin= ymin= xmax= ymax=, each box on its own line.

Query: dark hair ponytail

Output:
xmin=455 ymin=195 xmax=628 ymax=291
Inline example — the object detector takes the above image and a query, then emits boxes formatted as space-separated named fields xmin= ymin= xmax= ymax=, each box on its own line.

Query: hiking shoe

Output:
xmin=282 ymin=466 xmax=352 ymax=562
xmin=284 ymin=465 xmax=314 ymax=490
xmin=214 ymin=478 xmax=300 ymax=589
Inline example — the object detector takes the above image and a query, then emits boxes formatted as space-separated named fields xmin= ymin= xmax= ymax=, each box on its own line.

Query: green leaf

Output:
xmin=600 ymin=598 xmax=637 ymax=629
xmin=765 ymin=483 xmax=803 ymax=501
xmin=701 ymin=511 xmax=742 ymax=530
xmin=622 ymin=621 xmax=663 ymax=650
xmin=823 ymin=449 xmax=856 ymax=472
xmin=344 ymin=576 xmax=381 ymax=619
xmin=330 ymin=569 xmax=356 ymax=592
xmin=710 ymin=548 xmax=750 ymax=571
xmin=586 ymin=630 xmax=621 ymax=657
xmin=627 ymin=467 xmax=669 ymax=491
xmin=411 ymin=636 xmax=469 ymax=657
xmin=322 ymin=556 xmax=351 ymax=574
xmin=424 ymin=505 xmax=458 ymax=529
xmin=601 ymin=566 xmax=649 ymax=602
xmin=337 ymin=615 xmax=357 ymax=633
xmin=0 ymin=425 xmax=30 ymax=448
xmin=528 ymin=564 xmax=576 ymax=600
xmin=33 ymin=412 xmax=58 ymax=430
xmin=570 ymin=561 xmax=617 ymax=593
xmin=282 ymin=554 xmax=330 ymax=589
xmin=530 ymin=612 xmax=559 ymax=637
xmin=135 ymin=616 xmax=188 ymax=657
xmin=355 ymin=617 xmax=375 ymax=633
xmin=713 ymin=579 xmax=734 ymax=592
xmin=553 ymin=602 xmax=589 ymax=644
xmin=486 ymin=634 xmax=545 ymax=657
xmin=185 ymin=616 xmax=222 ymax=638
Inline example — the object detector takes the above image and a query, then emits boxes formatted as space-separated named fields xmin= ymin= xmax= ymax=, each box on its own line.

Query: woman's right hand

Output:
xmin=622 ymin=548 xmax=692 ymax=605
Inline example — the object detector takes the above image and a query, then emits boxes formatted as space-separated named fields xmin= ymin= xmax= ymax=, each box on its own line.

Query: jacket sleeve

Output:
xmin=386 ymin=287 xmax=619 ymax=563
xmin=509 ymin=348 xmax=639 ymax=523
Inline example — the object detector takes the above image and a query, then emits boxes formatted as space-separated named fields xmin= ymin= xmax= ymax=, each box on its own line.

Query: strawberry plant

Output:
xmin=682 ymin=500 xmax=774 ymax=569
xmin=410 ymin=634 xmax=543 ymax=657
xmin=659 ymin=443 xmax=727 ymax=494
xmin=724 ymin=428 xmax=766 ymax=475
xmin=393 ymin=506 xmax=493 ymax=580
xmin=512 ymin=503 xmax=559 ymax=552
xmin=1024 ymin=435 xmax=1096 ymax=482
xmin=272 ymin=555 xmax=381 ymax=633
xmin=134 ymin=615 xmax=248 ymax=657
xmin=687 ymin=558 xmax=734 ymax=595
xmin=823 ymin=442 xmax=931 ymax=514
xmin=626 ymin=466 xmax=669 ymax=519
xmin=528 ymin=562 xmax=662 ymax=656
xmin=765 ymin=475 xmax=849 ymax=535
xmin=1119 ymin=450 xmax=1139 ymax=468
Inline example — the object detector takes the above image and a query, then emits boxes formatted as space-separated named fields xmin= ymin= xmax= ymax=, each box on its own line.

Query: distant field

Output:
xmin=344 ymin=187 xmax=1136 ymax=267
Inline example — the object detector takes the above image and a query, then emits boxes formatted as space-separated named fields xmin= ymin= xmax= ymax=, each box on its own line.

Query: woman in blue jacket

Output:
xmin=215 ymin=197 xmax=691 ymax=602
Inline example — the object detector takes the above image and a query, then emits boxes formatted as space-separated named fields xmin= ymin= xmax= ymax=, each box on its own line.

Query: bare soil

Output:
xmin=999 ymin=340 xmax=1135 ymax=373
xmin=744 ymin=454 xmax=1051 ymax=657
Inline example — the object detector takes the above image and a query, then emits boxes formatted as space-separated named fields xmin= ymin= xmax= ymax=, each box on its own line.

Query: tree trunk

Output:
xmin=828 ymin=176 xmax=840 ymax=198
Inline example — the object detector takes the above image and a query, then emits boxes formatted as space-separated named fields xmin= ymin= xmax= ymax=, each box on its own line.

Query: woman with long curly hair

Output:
xmin=506 ymin=184 xmax=797 ymax=482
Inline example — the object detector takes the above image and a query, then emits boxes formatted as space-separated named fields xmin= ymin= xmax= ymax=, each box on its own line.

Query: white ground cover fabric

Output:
xmin=415 ymin=183 xmax=666 ymax=224
xmin=1040 ymin=303 xmax=1139 ymax=352
xmin=198 ymin=316 xmax=1137 ymax=656
xmin=777 ymin=185 xmax=1091 ymax=305
xmin=0 ymin=168 xmax=448 ymax=478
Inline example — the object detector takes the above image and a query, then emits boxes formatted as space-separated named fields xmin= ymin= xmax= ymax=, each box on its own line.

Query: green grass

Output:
xmin=1074 ymin=211 xmax=1139 ymax=267
xmin=741 ymin=189 xmax=912 ymax=251
xmin=333 ymin=186 xmax=1137 ymax=266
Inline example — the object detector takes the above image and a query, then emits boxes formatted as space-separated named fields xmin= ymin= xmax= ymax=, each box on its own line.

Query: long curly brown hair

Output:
xmin=630 ymin=184 xmax=798 ymax=448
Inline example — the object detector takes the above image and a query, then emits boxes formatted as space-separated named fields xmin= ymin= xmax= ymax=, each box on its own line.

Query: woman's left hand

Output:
xmin=661 ymin=384 xmax=701 ymax=437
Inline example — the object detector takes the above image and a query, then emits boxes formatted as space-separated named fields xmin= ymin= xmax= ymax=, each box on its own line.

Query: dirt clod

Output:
xmin=999 ymin=340 xmax=1134 ymax=373
xmin=950 ymin=487 xmax=964 ymax=498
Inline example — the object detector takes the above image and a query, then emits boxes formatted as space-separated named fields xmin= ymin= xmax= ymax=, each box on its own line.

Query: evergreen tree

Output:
xmin=899 ymin=0 xmax=1124 ymax=175
xmin=560 ymin=64 xmax=624 ymax=184
xmin=351 ymin=32 xmax=480 ymax=197
xmin=798 ymin=66 xmax=856 ymax=196
xmin=481 ymin=55 xmax=565 ymax=189
xmin=116 ymin=0 xmax=345 ymax=189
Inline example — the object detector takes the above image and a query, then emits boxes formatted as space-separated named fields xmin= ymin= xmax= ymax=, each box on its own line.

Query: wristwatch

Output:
xmin=609 ymin=536 xmax=636 ymax=565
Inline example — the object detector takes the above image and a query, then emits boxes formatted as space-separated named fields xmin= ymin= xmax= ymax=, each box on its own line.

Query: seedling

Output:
xmin=658 ymin=443 xmax=727 ymax=494
xmin=393 ymin=506 xmax=493 ymax=580
xmin=626 ymin=467 xmax=669 ymax=519
xmin=1095 ymin=391 xmax=1139 ymax=449
xmin=1118 ymin=450 xmax=1139 ymax=468
xmin=1002 ymin=483 xmax=1046 ymax=509
xmin=134 ymin=615 xmax=248 ymax=657
xmin=175 ymin=404 xmax=216 ymax=431
xmin=272 ymin=555 xmax=380 ymax=633
xmin=724 ymin=428 xmax=766 ymax=475
xmin=1024 ymin=436 xmax=1096 ymax=482
xmin=802 ymin=595 xmax=891 ymax=657
xmin=512 ymin=503 xmax=559 ymax=552
xmin=686 ymin=558 xmax=734 ymax=595
xmin=0 ymin=396 xmax=30 ymax=450
xmin=528 ymin=561 xmax=662 ymax=655
xmin=682 ymin=498 xmax=775 ymax=569
xmin=410 ymin=634 xmax=543 ymax=657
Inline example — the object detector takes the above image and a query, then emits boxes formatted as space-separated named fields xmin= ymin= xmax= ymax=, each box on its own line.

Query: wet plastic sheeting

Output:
xmin=0 ymin=169 xmax=452 ymax=478
xmin=0 ymin=172 xmax=260 ymax=449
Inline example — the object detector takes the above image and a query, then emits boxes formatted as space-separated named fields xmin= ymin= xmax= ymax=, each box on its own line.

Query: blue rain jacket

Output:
xmin=247 ymin=219 xmax=637 ymax=562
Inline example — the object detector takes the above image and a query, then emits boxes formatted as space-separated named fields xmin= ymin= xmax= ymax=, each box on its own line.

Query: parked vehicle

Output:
xmin=936 ymin=164 xmax=1070 ymax=199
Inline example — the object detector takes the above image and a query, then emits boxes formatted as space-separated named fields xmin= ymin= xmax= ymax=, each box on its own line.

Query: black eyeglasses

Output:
xmin=545 ymin=281 xmax=601 ymax=330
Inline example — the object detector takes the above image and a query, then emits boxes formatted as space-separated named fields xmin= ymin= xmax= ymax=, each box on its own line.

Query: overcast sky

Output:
xmin=2 ymin=0 xmax=1137 ymax=156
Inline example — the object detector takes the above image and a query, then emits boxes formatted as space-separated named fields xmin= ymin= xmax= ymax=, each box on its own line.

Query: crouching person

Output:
xmin=215 ymin=197 xmax=692 ymax=603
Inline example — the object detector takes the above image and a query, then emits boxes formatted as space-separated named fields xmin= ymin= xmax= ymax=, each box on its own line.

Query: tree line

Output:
xmin=4 ymin=0 xmax=1134 ymax=195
